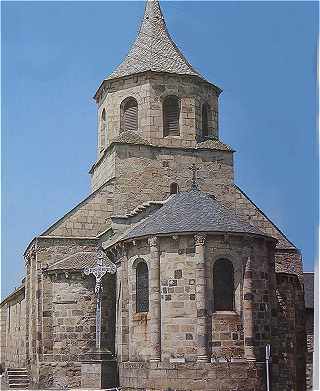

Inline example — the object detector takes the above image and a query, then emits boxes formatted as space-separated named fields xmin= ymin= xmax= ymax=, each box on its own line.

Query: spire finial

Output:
xmin=189 ymin=163 xmax=200 ymax=190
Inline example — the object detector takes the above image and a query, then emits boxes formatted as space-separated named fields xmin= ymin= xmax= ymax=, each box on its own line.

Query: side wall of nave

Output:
xmin=0 ymin=285 xmax=26 ymax=369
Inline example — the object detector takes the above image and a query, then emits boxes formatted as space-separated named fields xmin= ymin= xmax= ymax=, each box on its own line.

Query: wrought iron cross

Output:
xmin=83 ymin=249 xmax=116 ymax=350
xmin=188 ymin=163 xmax=199 ymax=190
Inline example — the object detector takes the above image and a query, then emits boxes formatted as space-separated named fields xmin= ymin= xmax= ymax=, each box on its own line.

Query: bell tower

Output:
xmin=90 ymin=0 xmax=234 ymax=215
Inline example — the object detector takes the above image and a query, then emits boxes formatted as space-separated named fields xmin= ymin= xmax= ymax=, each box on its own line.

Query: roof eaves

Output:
xmin=0 ymin=284 xmax=25 ymax=308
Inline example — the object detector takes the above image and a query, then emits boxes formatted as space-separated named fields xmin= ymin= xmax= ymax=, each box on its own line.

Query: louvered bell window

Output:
xmin=123 ymin=98 xmax=138 ymax=132
xmin=213 ymin=258 xmax=234 ymax=311
xmin=163 ymin=96 xmax=180 ymax=137
xmin=136 ymin=262 xmax=149 ymax=313
xmin=202 ymin=104 xmax=209 ymax=138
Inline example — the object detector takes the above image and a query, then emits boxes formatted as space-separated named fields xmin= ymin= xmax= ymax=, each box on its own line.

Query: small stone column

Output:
xmin=148 ymin=236 xmax=161 ymax=362
xmin=195 ymin=233 xmax=208 ymax=362
xmin=121 ymin=245 xmax=129 ymax=361
xmin=243 ymin=256 xmax=256 ymax=360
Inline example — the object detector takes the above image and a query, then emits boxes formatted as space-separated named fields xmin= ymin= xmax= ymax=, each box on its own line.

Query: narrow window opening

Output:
xmin=213 ymin=258 xmax=234 ymax=311
xmin=100 ymin=109 xmax=107 ymax=151
xmin=163 ymin=96 xmax=180 ymax=137
xmin=170 ymin=183 xmax=179 ymax=194
xmin=136 ymin=262 xmax=149 ymax=313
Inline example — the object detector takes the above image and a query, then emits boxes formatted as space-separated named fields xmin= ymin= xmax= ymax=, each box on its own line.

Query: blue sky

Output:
xmin=2 ymin=1 xmax=318 ymax=298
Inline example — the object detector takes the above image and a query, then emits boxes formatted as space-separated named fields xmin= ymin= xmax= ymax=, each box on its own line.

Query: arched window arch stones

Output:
xmin=163 ymin=95 xmax=180 ymax=137
xmin=121 ymin=97 xmax=138 ymax=132
xmin=135 ymin=260 xmax=149 ymax=313
xmin=213 ymin=258 xmax=234 ymax=311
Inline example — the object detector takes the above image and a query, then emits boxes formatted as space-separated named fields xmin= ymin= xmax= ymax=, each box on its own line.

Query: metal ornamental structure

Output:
xmin=83 ymin=249 xmax=117 ymax=350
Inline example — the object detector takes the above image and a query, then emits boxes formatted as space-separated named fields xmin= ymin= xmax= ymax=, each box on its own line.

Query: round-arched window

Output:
xmin=213 ymin=258 xmax=234 ymax=311
xmin=136 ymin=262 xmax=149 ymax=313
xmin=163 ymin=96 xmax=180 ymax=137
xmin=121 ymin=97 xmax=138 ymax=132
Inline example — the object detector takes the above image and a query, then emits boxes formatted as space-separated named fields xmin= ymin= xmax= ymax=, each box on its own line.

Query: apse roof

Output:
xmin=106 ymin=0 xmax=206 ymax=82
xmin=123 ymin=189 xmax=270 ymax=240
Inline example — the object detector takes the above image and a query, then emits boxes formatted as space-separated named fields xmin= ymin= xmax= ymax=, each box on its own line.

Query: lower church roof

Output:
xmin=123 ymin=189 xmax=272 ymax=240
xmin=45 ymin=251 xmax=97 ymax=271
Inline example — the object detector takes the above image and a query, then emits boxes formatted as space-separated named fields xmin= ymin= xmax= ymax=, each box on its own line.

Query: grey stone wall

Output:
xmin=111 ymin=143 xmax=233 ymax=215
xmin=42 ymin=181 xmax=115 ymax=238
xmin=0 ymin=286 xmax=26 ymax=369
xmin=119 ymin=360 xmax=266 ymax=391
xmin=25 ymin=237 xmax=99 ymax=386
xmin=305 ymin=308 xmax=313 ymax=390
xmin=37 ymin=272 xmax=115 ymax=389
xmin=96 ymin=72 xmax=219 ymax=155
xmin=115 ymin=232 xmax=281 ymax=390
xmin=127 ymin=241 xmax=152 ymax=361
xmin=90 ymin=137 xmax=299 ymax=259
xmin=272 ymin=273 xmax=306 ymax=391
xmin=5 ymin=43 xmax=304 ymax=391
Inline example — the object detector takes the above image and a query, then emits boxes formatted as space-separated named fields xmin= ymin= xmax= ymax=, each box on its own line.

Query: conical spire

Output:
xmin=107 ymin=0 xmax=205 ymax=81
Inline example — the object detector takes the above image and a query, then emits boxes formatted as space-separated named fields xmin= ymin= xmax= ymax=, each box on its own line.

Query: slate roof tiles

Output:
xmin=46 ymin=252 xmax=97 ymax=271
xmin=107 ymin=0 xmax=206 ymax=81
xmin=123 ymin=189 xmax=270 ymax=240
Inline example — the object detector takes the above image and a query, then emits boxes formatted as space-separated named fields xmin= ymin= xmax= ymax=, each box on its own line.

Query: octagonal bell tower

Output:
xmin=90 ymin=0 xmax=233 ymax=217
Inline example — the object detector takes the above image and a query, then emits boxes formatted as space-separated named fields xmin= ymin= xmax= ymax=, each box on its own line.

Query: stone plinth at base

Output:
xmin=119 ymin=360 xmax=267 ymax=391
xmin=81 ymin=349 xmax=117 ymax=389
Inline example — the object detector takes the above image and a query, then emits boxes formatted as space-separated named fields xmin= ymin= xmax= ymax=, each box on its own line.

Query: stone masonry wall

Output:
xmin=97 ymin=74 xmax=150 ymax=153
xmin=42 ymin=181 xmax=115 ymax=238
xmin=119 ymin=233 xmax=275 ymax=365
xmin=89 ymin=149 xmax=116 ymax=192
xmin=37 ymin=273 xmax=115 ymax=389
xmin=272 ymin=273 xmax=306 ymax=391
xmin=36 ymin=237 xmax=99 ymax=268
xmin=159 ymin=236 xmax=198 ymax=362
xmin=126 ymin=240 xmax=152 ymax=361
xmin=96 ymin=72 xmax=219 ymax=154
xmin=0 ymin=286 xmax=26 ymax=369
xmin=305 ymin=308 xmax=313 ymax=391
xmin=117 ymin=233 xmax=276 ymax=390
xmin=0 ymin=304 xmax=6 ymax=368
xmin=25 ymin=237 xmax=99 ymax=386
xmin=112 ymin=143 xmax=233 ymax=215
xmin=119 ymin=361 xmax=266 ymax=391
xmin=91 ymin=71 xmax=298 ymax=255
xmin=91 ymin=139 xmax=298 ymax=259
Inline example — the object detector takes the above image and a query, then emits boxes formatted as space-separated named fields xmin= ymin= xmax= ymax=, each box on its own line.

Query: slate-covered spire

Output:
xmin=107 ymin=0 xmax=205 ymax=81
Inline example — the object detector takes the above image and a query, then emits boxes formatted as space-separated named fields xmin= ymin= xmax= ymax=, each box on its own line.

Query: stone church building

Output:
xmin=1 ymin=1 xmax=309 ymax=390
